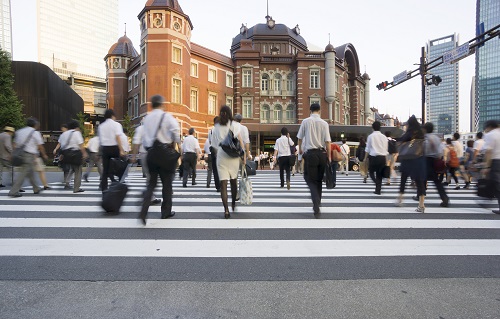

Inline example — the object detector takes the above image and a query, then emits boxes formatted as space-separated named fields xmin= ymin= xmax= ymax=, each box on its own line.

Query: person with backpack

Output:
xmin=356 ymin=137 xmax=368 ymax=183
xmin=339 ymin=140 xmax=350 ymax=176
xmin=385 ymin=131 xmax=398 ymax=185
xmin=444 ymin=137 xmax=460 ymax=190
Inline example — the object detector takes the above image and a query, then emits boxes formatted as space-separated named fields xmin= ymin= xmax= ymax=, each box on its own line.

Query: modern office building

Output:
xmin=106 ymin=0 xmax=376 ymax=154
xmin=425 ymin=34 xmax=460 ymax=135
xmin=37 ymin=0 xmax=119 ymax=122
xmin=471 ymin=76 xmax=476 ymax=132
xmin=475 ymin=0 xmax=500 ymax=131
xmin=0 ymin=0 xmax=12 ymax=56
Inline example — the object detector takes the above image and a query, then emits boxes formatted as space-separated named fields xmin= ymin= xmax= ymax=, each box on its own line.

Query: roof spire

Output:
xmin=328 ymin=33 xmax=331 ymax=44
xmin=124 ymin=23 xmax=127 ymax=35
xmin=266 ymin=0 xmax=269 ymax=18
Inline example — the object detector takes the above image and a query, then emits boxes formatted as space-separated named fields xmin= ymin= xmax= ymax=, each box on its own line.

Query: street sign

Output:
xmin=393 ymin=70 xmax=407 ymax=85
xmin=443 ymin=43 xmax=470 ymax=64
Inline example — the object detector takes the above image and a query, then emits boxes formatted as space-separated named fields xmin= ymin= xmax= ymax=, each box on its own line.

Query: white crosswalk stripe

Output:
xmin=0 ymin=169 xmax=498 ymax=259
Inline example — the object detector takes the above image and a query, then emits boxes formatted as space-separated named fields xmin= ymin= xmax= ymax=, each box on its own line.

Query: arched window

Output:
xmin=273 ymin=74 xmax=282 ymax=92
xmin=286 ymin=73 xmax=294 ymax=93
xmin=285 ymin=104 xmax=295 ymax=123
xmin=261 ymin=74 xmax=269 ymax=92
xmin=273 ymin=104 xmax=282 ymax=123
xmin=261 ymin=104 xmax=270 ymax=123
xmin=345 ymin=112 xmax=350 ymax=125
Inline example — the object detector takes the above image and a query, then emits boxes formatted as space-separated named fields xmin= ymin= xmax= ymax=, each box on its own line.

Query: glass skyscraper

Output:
xmin=426 ymin=34 xmax=460 ymax=135
xmin=37 ymin=0 xmax=119 ymax=114
xmin=475 ymin=0 xmax=500 ymax=131
xmin=0 ymin=0 xmax=12 ymax=56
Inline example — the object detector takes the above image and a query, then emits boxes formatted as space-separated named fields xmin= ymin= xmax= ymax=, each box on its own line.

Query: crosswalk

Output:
xmin=0 ymin=169 xmax=499 ymax=280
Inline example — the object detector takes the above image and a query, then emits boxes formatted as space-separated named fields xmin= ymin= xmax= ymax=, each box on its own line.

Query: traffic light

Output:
xmin=376 ymin=81 xmax=389 ymax=90
xmin=431 ymin=75 xmax=442 ymax=86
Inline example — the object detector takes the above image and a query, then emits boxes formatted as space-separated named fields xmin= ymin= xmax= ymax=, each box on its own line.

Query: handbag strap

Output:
xmin=19 ymin=129 xmax=36 ymax=150
xmin=154 ymin=113 xmax=166 ymax=141
xmin=62 ymin=131 xmax=75 ymax=150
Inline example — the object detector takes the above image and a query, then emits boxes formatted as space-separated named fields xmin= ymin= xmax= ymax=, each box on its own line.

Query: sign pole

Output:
xmin=420 ymin=46 xmax=426 ymax=125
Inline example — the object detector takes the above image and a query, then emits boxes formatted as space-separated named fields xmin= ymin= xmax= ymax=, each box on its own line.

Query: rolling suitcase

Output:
xmin=101 ymin=164 xmax=131 ymax=214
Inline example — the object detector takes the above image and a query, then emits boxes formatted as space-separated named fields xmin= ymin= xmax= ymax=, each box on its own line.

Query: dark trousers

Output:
xmin=368 ymin=155 xmax=386 ymax=193
xmin=206 ymin=155 xmax=213 ymax=186
xmin=303 ymin=149 xmax=328 ymax=210
xmin=278 ymin=156 xmax=291 ymax=186
xmin=141 ymin=158 xmax=174 ymax=218
xmin=490 ymin=159 xmax=500 ymax=209
xmin=331 ymin=161 xmax=338 ymax=186
xmin=100 ymin=145 xmax=119 ymax=191
xmin=426 ymin=157 xmax=448 ymax=202
xmin=210 ymin=152 xmax=220 ymax=191
xmin=182 ymin=153 xmax=197 ymax=186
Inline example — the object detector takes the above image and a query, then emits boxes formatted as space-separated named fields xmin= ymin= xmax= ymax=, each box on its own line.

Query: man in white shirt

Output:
xmin=181 ymin=127 xmax=201 ymax=187
xmin=483 ymin=120 xmax=500 ymax=214
xmin=58 ymin=120 xmax=88 ymax=193
xmin=365 ymin=121 xmax=388 ymax=195
xmin=234 ymin=114 xmax=252 ymax=160
xmin=139 ymin=95 xmax=181 ymax=224
xmin=473 ymin=131 xmax=485 ymax=163
xmin=8 ymin=118 xmax=48 ymax=197
xmin=274 ymin=127 xmax=294 ymax=190
xmin=97 ymin=109 xmax=125 ymax=192
xmin=83 ymin=134 xmax=102 ymax=182
xmin=339 ymin=140 xmax=350 ymax=176
xmin=297 ymin=103 xmax=331 ymax=216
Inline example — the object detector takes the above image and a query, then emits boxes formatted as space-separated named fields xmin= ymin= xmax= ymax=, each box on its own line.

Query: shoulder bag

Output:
xmin=239 ymin=167 xmax=253 ymax=205
xmin=288 ymin=137 xmax=297 ymax=166
xmin=146 ymin=113 xmax=180 ymax=173
xmin=332 ymin=147 xmax=344 ymax=162
xmin=220 ymin=122 xmax=244 ymax=158
xmin=60 ymin=131 xmax=83 ymax=166
xmin=397 ymin=139 xmax=424 ymax=161
xmin=12 ymin=129 xmax=36 ymax=167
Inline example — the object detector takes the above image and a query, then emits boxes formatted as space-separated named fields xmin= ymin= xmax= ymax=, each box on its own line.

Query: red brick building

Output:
xmin=105 ymin=0 xmax=372 ymax=153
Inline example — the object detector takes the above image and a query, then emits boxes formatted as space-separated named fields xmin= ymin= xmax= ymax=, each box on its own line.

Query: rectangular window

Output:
xmin=242 ymin=69 xmax=252 ymax=87
xmin=226 ymin=96 xmax=233 ymax=110
xmin=141 ymin=77 xmax=146 ymax=104
xmin=141 ymin=45 xmax=146 ymax=64
xmin=172 ymin=46 xmax=182 ymax=64
xmin=127 ymin=99 xmax=132 ymax=116
xmin=190 ymin=88 xmax=198 ymax=112
xmin=310 ymin=97 xmax=320 ymax=106
xmin=335 ymin=101 xmax=340 ymax=122
xmin=134 ymin=95 xmax=139 ymax=118
xmin=360 ymin=90 xmax=365 ymax=106
xmin=243 ymin=98 xmax=252 ymax=118
xmin=173 ymin=78 xmax=181 ymax=104
xmin=128 ymin=76 xmax=132 ymax=92
xmin=190 ymin=62 xmax=198 ymax=77
xmin=335 ymin=73 xmax=340 ymax=92
xmin=133 ymin=73 xmax=138 ymax=88
xmin=208 ymin=93 xmax=217 ymax=115
xmin=208 ymin=68 xmax=217 ymax=83
xmin=226 ymin=73 xmax=233 ymax=88
xmin=310 ymin=70 xmax=319 ymax=89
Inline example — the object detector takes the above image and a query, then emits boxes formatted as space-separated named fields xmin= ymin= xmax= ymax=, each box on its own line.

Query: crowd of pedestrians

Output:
xmin=1 ymin=100 xmax=499 ymax=220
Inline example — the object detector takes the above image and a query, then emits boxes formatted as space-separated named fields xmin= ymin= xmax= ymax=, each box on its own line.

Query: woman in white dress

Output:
xmin=210 ymin=106 xmax=246 ymax=218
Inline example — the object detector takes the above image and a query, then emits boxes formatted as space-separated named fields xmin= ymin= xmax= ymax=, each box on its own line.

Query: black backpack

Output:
xmin=388 ymin=139 xmax=397 ymax=154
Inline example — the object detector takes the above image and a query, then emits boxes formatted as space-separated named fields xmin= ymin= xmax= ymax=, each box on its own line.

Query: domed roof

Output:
xmin=362 ymin=72 xmax=370 ymax=80
xmin=325 ymin=43 xmax=335 ymax=52
xmin=231 ymin=22 xmax=307 ymax=50
xmin=384 ymin=114 xmax=391 ymax=119
xmin=144 ymin=0 xmax=183 ymax=13
xmin=107 ymin=34 xmax=138 ymax=58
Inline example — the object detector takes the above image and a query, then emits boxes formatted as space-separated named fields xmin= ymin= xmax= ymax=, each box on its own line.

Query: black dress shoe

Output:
xmin=139 ymin=212 xmax=147 ymax=225
xmin=373 ymin=191 xmax=381 ymax=195
xmin=0 ymin=184 xmax=5 ymax=188
xmin=43 ymin=186 xmax=51 ymax=190
xmin=73 ymin=189 xmax=85 ymax=193
xmin=19 ymin=189 xmax=25 ymax=193
xmin=182 ymin=185 xmax=187 ymax=188
xmin=412 ymin=196 xmax=419 ymax=201
xmin=440 ymin=199 xmax=449 ymax=207
xmin=161 ymin=211 xmax=175 ymax=219
xmin=493 ymin=210 xmax=500 ymax=214
xmin=151 ymin=198 xmax=162 ymax=205
xmin=313 ymin=205 xmax=321 ymax=218
xmin=192 ymin=182 xmax=197 ymax=186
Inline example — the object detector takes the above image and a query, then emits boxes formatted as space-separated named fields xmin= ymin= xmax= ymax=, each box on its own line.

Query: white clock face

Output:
xmin=154 ymin=18 xmax=162 ymax=27
xmin=113 ymin=60 xmax=119 ymax=68
xmin=173 ymin=21 xmax=181 ymax=31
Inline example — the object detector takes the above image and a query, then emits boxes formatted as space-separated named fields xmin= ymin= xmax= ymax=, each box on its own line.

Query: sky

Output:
xmin=11 ymin=0 xmax=478 ymax=132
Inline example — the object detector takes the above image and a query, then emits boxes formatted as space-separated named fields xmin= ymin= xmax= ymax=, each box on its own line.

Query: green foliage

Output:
xmin=122 ymin=113 xmax=134 ymax=138
xmin=0 ymin=49 xmax=25 ymax=129
xmin=74 ymin=111 xmax=90 ymax=139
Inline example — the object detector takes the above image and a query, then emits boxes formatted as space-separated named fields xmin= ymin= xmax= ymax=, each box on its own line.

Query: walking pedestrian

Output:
xmin=366 ymin=121 xmax=388 ymax=195
xmin=181 ymin=128 xmax=201 ymax=187
xmin=204 ymin=135 xmax=213 ymax=188
xmin=395 ymin=116 xmax=426 ymax=212
xmin=210 ymin=105 xmax=246 ymax=219
xmin=139 ymin=95 xmax=181 ymax=224
xmin=330 ymin=142 xmax=342 ymax=187
xmin=53 ymin=124 xmax=73 ymax=188
xmin=482 ymin=120 xmax=500 ymax=214
xmin=208 ymin=116 xmax=221 ymax=192
xmin=58 ymin=120 xmax=88 ymax=193
xmin=98 ymin=109 xmax=125 ymax=192
xmin=297 ymin=103 xmax=331 ymax=216
xmin=234 ymin=114 xmax=252 ymax=161
xmin=385 ymin=131 xmax=398 ymax=185
xmin=339 ymin=140 xmax=350 ymax=176
xmin=444 ymin=138 xmax=461 ymax=190
xmin=473 ymin=131 xmax=485 ymax=163
xmin=274 ymin=127 xmax=294 ymax=190
xmin=422 ymin=122 xmax=449 ymax=207
xmin=83 ymin=134 xmax=102 ymax=182
xmin=8 ymin=118 xmax=48 ymax=197
xmin=0 ymin=126 xmax=14 ymax=187
xmin=356 ymin=137 xmax=368 ymax=183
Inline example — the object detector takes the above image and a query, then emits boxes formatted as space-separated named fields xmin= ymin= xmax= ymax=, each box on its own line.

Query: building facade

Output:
xmin=425 ymin=34 xmax=460 ymax=135
xmin=106 ymin=0 xmax=373 ymax=153
xmin=37 ymin=0 xmax=119 ymax=122
xmin=0 ymin=0 xmax=12 ymax=56
xmin=475 ymin=0 xmax=500 ymax=131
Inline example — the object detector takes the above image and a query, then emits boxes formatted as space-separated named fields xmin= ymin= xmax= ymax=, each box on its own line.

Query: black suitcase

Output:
xmin=477 ymin=178 xmax=495 ymax=199
xmin=101 ymin=164 xmax=131 ymax=214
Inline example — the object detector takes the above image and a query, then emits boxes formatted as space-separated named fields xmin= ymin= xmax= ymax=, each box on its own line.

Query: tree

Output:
xmin=74 ymin=111 xmax=90 ymax=139
xmin=0 ymin=49 xmax=24 ymax=129
xmin=121 ymin=113 xmax=134 ymax=138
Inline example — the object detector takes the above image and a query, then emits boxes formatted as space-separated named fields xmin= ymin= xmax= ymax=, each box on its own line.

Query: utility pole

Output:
xmin=420 ymin=46 xmax=426 ymax=124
